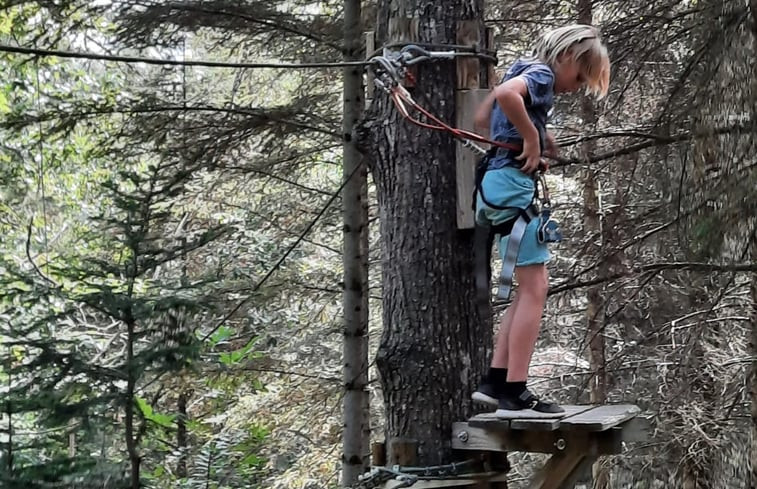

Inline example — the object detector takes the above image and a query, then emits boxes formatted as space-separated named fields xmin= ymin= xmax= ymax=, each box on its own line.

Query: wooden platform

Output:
xmin=450 ymin=404 xmax=646 ymax=489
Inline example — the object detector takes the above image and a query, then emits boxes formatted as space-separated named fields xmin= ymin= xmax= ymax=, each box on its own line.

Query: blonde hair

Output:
xmin=532 ymin=24 xmax=610 ymax=99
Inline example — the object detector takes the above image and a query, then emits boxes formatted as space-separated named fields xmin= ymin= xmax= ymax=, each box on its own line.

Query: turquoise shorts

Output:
xmin=475 ymin=167 xmax=550 ymax=266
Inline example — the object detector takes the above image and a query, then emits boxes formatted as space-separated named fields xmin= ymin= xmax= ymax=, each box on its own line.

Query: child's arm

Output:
xmin=473 ymin=77 xmax=542 ymax=174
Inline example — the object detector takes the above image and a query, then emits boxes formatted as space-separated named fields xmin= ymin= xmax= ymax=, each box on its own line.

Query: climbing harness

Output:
xmin=474 ymin=163 xmax=561 ymax=302
xmin=368 ymin=46 xmax=562 ymax=302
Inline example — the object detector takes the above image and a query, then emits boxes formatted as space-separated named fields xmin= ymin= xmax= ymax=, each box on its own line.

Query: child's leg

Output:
xmin=506 ymin=264 xmax=548 ymax=381
xmin=490 ymin=294 xmax=520 ymax=368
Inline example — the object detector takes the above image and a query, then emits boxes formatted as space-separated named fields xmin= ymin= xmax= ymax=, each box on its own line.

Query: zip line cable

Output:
xmin=13 ymin=42 xmax=515 ymax=307
xmin=3 ymin=42 xmax=505 ymax=153
xmin=0 ymin=43 xmax=490 ymax=69
xmin=0 ymin=44 xmax=370 ymax=68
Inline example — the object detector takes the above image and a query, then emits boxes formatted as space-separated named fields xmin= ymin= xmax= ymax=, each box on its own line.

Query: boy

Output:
xmin=472 ymin=24 xmax=610 ymax=416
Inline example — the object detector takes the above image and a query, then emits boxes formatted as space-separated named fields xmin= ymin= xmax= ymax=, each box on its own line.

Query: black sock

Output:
xmin=503 ymin=381 xmax=527 ymax=397
xmin=488 ymin=367 xmax=508 ymax=384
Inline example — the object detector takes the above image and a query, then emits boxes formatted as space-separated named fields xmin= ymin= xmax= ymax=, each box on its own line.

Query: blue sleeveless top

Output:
xmin=488 ymin=58 xmax=555 ymax=170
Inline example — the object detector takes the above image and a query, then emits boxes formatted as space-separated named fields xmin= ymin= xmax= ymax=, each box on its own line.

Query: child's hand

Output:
xmin=516 ymin=137 xmax=542 ymax=174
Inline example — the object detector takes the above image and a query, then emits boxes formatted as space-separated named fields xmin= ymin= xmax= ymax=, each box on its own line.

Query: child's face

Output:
xmin=553 ymin=52 xmax=586 ymax=94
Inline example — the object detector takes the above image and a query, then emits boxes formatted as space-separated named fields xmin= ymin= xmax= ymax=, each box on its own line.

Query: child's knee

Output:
xmin=518 ymin=266 xmax=549 ymax=297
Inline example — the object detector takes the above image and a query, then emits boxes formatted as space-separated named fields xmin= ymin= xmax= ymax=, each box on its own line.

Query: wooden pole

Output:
xmin=341 ymin=0 xmax=369 ymax=485
xmin=372 ymin=442 xmax=387 ymax=466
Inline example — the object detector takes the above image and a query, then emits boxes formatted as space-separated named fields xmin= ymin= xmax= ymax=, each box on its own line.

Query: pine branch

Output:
xmin=548 ymin=261 xmax=757 ymax=295
xmin=549 ymin=122 xmax=750 ymax=167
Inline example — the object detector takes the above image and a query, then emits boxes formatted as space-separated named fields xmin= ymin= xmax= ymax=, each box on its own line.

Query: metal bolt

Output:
xmin=457 ymin=430 xmax=469 ymax=443
xmin=554 ymin=438 xmax=566 ymax=451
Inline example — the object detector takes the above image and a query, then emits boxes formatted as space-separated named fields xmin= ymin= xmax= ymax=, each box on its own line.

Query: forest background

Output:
xmin=0 ymin=0 xmax=755 ymax=488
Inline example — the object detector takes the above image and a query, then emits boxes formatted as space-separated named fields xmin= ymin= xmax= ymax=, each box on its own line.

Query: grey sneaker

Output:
xmin=495 ymin=388 xmax=565 ymax=417
xmin=471 ymin=381 xmax=500 ymax=408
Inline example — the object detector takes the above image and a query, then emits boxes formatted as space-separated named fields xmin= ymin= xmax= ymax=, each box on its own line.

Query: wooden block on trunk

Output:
xmin=365 ymin=31 xmax=376 ymax=104
xmin=455 ymin=89 xmax=490 ymax=229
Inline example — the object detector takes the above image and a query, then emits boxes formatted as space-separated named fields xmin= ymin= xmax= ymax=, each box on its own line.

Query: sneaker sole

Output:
xmin=495 ymin=408 xmax=565 ymax=419
xmin=471 ymin=391 xmax=499 ymax=407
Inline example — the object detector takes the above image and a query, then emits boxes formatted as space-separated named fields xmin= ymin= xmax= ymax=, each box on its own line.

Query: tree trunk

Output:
xmin=577 ymin=3 xmax=608 ymax=488
xmin=124 ymin=317 xmax=140 ymax=489
xmin=749 ymin=6 xmax=757 ymax=489
xmin=750 ymin=239 xmax=756 ymax=489
xmin=176 ymin=390 xmax=188 ymax=478
xmin=341 ymin=0 xmax=370 ymax=485
xmin=366 ymin=0 xmax=491 ymax=466
xmin=578 ymin=0 xmax=607 ymax=410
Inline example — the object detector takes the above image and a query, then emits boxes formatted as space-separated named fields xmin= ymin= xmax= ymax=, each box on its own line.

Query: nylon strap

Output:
xmin=497 ymin=206 xmax=538 ymax=300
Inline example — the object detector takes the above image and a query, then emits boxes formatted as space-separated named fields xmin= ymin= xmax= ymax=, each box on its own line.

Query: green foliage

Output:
xmin=0 ymin=1 xmax=348 ymax=488
xmin=218 ymin=337 xmax=262 ymax=366
xmin=136 ymin=397 xmax=177 ymax=429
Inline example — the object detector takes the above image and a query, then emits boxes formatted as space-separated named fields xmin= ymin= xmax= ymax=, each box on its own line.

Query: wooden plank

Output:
xmin=455 ymin=89 xmax=490 ymax=229
xmin=567 ymin=458 xmax=594 ymax=489
xmin=527 ymin=452 xmax=586 ymax=489
xmin=454 ymin=421 xmax=555 ymax=453
xmin=452 ymin=422 xmax=626 ymax=456
xmin=469 ymin=405 xmax=596 ymax=431
xmin=365 ymin=31 xmax=375 ymax=105
xmin=456 ymin=20 xmax=480 ymax=89
xmin=558 ymin=404 xmax=641 ymax=432
xmin=510 ymin=405 xmax=596 ymax=431
xmin=468 ymin=412 xmax=510 ymax=430
xmin=491 ymin=409 xmax=565 ymax=421
xmin=556 ymin=456 xmax=597 ymax=489
xmin=453 ymin=422 xmax=579 ymax=454
xmin=371 ymin=441 xmax=386 ymax=466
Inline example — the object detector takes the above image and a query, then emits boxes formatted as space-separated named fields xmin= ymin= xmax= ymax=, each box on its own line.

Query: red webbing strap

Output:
xmin=389 ymin=85 xmax=522 ymax=152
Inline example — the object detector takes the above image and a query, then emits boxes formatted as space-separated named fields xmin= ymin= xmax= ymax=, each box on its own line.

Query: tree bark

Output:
xmin=176 ymin=390 xmax=188 ymax=478
xmin=578 ymin=0 xmax=607 ymax=410
xmin=366 ymin=0 xmax=491 ymax=466
xmin=124 ymin=316 xmax=140 ymax=489
xmin=749 ymin=5 xmax=757 ymax=488
xmin=577 ymin=3 xmax=608 ymax=488
xmin=750 ymin=235 xmax=757 ymax=489
xmin=341 ymin=0 xmax=370 ymax=485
